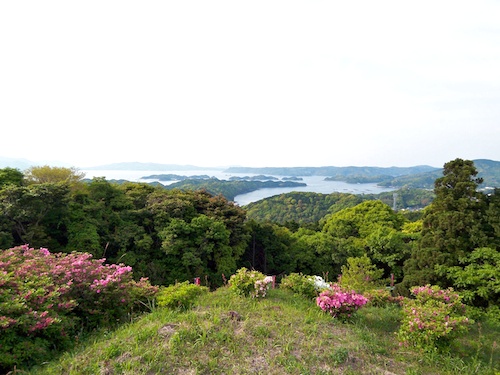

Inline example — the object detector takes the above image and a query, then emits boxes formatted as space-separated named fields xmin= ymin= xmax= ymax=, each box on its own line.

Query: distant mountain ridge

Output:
xmin=2 ymin=158 xmax=500 ymax=189
xmin=223 ymin=165 xmax=440 ymax=177
xmin=377 ymin=159 xmax=500 ymax=189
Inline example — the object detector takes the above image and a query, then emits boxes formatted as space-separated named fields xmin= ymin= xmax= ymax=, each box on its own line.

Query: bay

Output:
xmin=82 ymin=169 xmax=396 ymax=206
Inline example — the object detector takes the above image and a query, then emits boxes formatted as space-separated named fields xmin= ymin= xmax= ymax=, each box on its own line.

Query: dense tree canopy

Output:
xmin=0 ymin=160 xmax=499 ymax=306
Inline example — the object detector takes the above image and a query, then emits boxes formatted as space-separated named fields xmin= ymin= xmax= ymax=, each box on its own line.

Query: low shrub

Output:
xmin=397 ymin=284 xmax=472 ymax=351
xmin=228 ymin=268 xmax=272 ymax=298
xmin=316 ymin=283 xmax=368 ymax=320
xmin=280 ymin=273 xmax=316 ymax=299
xmin=157 ymin=281 xmax=209 ymax=309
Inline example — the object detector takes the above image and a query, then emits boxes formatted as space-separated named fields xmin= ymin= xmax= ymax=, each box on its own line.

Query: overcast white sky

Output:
xmin=1 ymin=1 xmax=499 ymax=168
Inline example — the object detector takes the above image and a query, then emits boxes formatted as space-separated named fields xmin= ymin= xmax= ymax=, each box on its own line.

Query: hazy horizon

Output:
xmin=0 ymin=155 xmax=468 ymax=170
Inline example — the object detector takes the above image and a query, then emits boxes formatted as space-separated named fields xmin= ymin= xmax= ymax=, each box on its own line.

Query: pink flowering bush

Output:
xmin=316 ymin=283 xmax=368 ymax=320
xmin=0 ymin=245 xmax=158 ymax=372
xmin=397 ymin=285 xmax=472 ymax=351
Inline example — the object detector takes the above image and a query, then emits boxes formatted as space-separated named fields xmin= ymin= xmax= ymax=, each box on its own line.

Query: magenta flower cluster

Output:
xmin=316 ymin=283 xmax=368 ymax=319
xmin=0 ymin=245 xmax=158 ymax=370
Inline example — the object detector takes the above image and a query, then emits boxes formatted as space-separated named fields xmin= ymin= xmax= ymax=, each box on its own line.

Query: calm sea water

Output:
xmin=82 ymin=169 xmax=396 ymax=206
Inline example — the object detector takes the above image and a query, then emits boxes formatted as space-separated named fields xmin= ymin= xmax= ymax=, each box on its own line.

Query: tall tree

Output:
xmin=401 ymin=158 xmax=488 ymax=291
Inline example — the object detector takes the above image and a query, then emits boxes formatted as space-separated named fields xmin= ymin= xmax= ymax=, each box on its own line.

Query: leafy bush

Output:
xmin=316 ymin=283 xmax=368 ymax=320
xmin=157 ymin=281 xmax=209 ymax=309
xmin=228 ymin=268 xmax=272 ymax=298
xmin=397 ymin=285 xmax=472 ymax=351
xmin=0 ymin=245 xmax=158 ymax=372
xmin=363 ymin=288 xmax=404 ymax=307
xmin=280 ymin=273 xmax=327 ymax=299
xmin=438 ymin=247 xmax=500 ymax=307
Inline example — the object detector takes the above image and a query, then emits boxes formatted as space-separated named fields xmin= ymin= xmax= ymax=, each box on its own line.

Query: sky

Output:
xmin=1 ymin=1 xmax=499 ymax=169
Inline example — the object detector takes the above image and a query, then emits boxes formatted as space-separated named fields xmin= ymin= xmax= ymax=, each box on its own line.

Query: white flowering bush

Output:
xmin=308 ymin=275 xmax=332 ymax=291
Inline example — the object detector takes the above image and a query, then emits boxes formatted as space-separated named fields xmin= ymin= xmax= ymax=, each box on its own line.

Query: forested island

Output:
xmin=226 ymin=159 xmax=500 ymax=189
xmin=0 ymin=159 xmax=499 ymax=373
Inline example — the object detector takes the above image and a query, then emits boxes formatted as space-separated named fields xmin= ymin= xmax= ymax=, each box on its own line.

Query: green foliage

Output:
xmin=156 ymin=281 xmax=209 ymax=309
xmin=339 ymin=255 xmax=385 ymax=293
xmin=321 ymin=200 xmax=412 ymax=280
xmin=279 ymin=273 xmax=317 ymax=299
xmin=0 ymin=167 xmax=24 ymax=188
xmin=397 ymin=285 xmax=472 ymax=352
xmin=240 ymin=220 xmax=298 ymax=275
xmin=438 ymin=247 xmax=500 ymax=307
xmin=245 ymin=191 xmax=363 ymax=225
xmin=0 ymin=182 xmax=71 ymax=249
xmin=401 ymin=159 xmax=492 ymax=291
xmin=160 ymin=214 xmax=236 ymax=286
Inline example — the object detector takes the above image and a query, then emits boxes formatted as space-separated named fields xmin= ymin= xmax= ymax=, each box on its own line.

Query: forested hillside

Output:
xmin=1 ymin=159 xmax=498 ymax=298
xmin=245 ymin=188 xmax=435 ymax=224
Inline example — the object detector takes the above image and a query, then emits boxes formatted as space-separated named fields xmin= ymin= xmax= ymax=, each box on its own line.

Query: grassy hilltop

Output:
xmin=29 ymin=287 xmax=499 ymax=375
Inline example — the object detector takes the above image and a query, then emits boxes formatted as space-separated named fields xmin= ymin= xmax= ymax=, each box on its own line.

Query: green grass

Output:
xmin=27 ymin=288 xmax=500 ymax=375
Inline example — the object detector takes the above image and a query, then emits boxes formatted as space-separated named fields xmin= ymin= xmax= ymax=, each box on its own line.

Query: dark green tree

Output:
xmin=159 ymin=215 xmax=235 ymax=286
xmin=0 ymin=167 xmax=24 ymax=188
xmin=0 ymin=183 xmax=70 ymax=249
xmin=401 ymin=159 xmax=488 ymax=291
xmin=240 ymin=220 xmax=298 ymax=275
